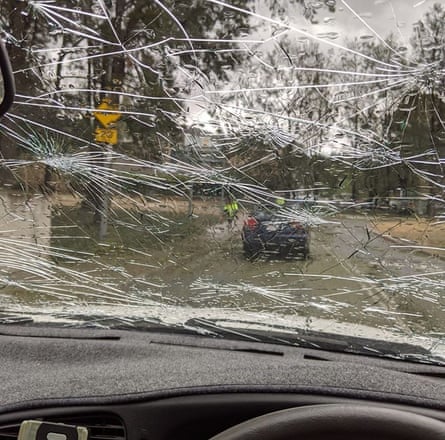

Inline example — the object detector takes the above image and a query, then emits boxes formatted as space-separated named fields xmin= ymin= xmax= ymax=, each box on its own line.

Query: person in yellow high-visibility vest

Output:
xmin=224 ymin=198 xmax=239 ymax=227
xmin=275 ymin=196 xmax=286 ymax=207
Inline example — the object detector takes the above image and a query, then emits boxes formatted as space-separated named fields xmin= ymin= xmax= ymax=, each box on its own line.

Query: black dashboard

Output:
xmin=1 ymin=394 xmax=445 ymax=440
xmin=0 ymin=325 xmax=444 ymax=439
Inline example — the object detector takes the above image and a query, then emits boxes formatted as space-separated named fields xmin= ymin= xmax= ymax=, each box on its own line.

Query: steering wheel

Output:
xmin=209 ymin=404 xmax=445 ymax=440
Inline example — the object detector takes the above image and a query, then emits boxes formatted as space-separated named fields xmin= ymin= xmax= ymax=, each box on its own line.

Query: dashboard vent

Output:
xmin=0 ymin=414 xmax=125 ymax=440
xmin=0 ymin=424 xmax=18 ymax=440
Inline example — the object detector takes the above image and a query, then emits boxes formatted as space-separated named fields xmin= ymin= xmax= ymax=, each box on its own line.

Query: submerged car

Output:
xmin=242 ymin=211 xmax=310 ymax=259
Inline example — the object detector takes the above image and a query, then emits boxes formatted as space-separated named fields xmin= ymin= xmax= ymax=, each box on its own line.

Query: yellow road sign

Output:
xmin=93 ymin=99 xmax=121 ymax=127
xmin=95 ymin=127 xmax=118 ymax=144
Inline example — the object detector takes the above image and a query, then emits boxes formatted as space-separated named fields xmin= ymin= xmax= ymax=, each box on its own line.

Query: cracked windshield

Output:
xmin=1 ymin=0 xmax=445 ymax=360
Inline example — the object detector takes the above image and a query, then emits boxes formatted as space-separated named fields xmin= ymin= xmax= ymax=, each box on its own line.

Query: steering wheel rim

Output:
xmin=209 ymin=404 xmax=445 ymax=440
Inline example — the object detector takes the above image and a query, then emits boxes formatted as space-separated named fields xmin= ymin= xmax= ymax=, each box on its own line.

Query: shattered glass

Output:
xmin=1 ymin=0 xmax=445 ymax=360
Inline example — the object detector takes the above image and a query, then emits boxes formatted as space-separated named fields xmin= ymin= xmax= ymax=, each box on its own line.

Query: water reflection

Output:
xmin=0 ymin=190 xmax=51 ymax=249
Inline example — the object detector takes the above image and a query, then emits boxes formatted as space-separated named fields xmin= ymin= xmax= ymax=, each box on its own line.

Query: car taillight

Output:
xmin=244 ymin=217 xmax=258 ymax=229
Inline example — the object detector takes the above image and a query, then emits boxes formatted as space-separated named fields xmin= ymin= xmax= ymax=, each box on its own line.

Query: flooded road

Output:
xmin=162 ymin=215 xmax=445 ymax=334
xmin=1 ymin=190 xmax=443 ymax=335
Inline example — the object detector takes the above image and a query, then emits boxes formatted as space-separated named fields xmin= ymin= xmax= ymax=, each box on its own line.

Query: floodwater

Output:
xmin=1 ymin=189 xmax=443 ymax=336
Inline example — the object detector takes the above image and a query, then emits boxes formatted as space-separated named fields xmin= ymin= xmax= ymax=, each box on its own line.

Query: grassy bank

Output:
xmin=50 ymin=202 xmax=222 ymax=259
xmin=371 ymin=218 xmax=445 ymax=252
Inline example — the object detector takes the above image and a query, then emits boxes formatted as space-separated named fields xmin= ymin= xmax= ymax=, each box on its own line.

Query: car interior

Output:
xmin=0 ymin=324 xmax=444 ymax=439
xmin=0 ymin=1 xmax=444 ymax=439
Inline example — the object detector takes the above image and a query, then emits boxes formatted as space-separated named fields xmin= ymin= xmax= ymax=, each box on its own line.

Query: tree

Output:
xmin=209 ymin=36 xmax=335 ymax=190
xmin=1 ymin=0 xmax=252 ymax=157
xmin=388 ymin=3 xmax=445 ymax=201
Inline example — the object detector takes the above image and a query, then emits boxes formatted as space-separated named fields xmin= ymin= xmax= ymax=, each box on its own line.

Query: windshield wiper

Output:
xmin=1 ymin=312 xmax=442 ymax=366
xmin=184 ymin=318 xmax=444 ymax=366
xmin=0 ymin=313 xmax=34 ymax=325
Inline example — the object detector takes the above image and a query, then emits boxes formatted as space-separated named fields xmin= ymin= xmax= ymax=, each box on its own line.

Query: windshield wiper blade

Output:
xmin=184 ymin=318 xmax=442 ymax=365
xmin=0 ymin=313 xmax=34 ymax=325
xmin=1 ymin=312 xmax=441 ymax=366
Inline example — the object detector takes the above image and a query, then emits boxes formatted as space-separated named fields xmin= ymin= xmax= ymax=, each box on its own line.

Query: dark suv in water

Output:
xmin=242 ymin=211 xmax=310 ymax=259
